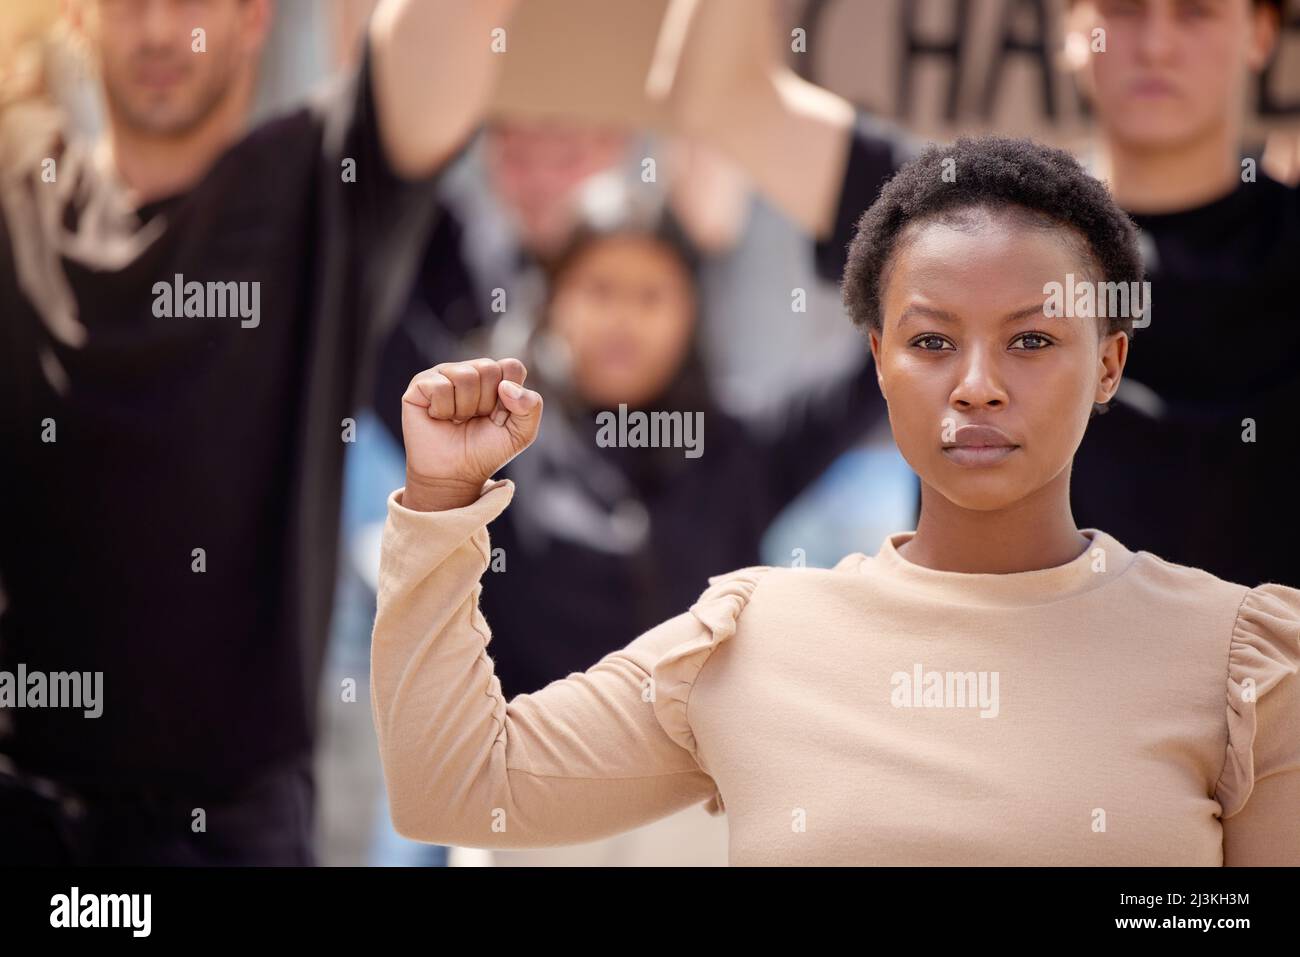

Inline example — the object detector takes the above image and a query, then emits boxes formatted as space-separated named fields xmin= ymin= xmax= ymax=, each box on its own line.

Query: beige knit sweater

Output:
xmin=370 ymin=479 xmax=1300 ymax=865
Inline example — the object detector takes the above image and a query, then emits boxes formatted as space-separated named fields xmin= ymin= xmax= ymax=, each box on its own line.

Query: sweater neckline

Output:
xmin=865 ymin=528 xmax=1138 ymax=607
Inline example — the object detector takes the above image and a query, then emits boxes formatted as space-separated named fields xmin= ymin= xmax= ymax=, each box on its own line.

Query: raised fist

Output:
xmin=400 ymin=357 xmax=543 ymax=511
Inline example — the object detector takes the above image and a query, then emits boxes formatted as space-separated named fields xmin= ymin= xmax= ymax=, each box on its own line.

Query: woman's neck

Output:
xmin=897 ymin=468 xmax=1089 ymax=574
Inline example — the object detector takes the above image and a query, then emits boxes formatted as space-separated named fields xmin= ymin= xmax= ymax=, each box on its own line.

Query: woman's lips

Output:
xmin=942 ymin=424 xmax=1019 ymax=467
xmin=595 ymin=344 xmax=640 ymax=369
xmin=942 ymin=445 xmax=1019 ymax=467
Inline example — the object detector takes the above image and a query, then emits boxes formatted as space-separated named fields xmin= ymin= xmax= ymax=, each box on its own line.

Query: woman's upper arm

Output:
xmin=480 ymin=613 xmax=725 ymax=847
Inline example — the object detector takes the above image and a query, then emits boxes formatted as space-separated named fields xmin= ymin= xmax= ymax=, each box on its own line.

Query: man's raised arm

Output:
xmin=369 ymin=0 xmax=522 ymax=179
xmin=654 ymin=0 xmax=855 ymax=239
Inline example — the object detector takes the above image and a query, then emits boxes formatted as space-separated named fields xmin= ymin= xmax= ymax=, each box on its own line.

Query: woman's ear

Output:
xmin=869 ymin=327 xmax=887 ymax=401
xmin=1095 ymin=330 xmax=1128 ymax=405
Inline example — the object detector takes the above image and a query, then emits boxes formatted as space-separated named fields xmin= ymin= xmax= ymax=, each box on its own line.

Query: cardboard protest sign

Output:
xmin=488 ymin=0 xmax=1300 ymax=145
xmin=490 ymin=0 xmax=673 ymax=126
xmin=792 ymin=0 xmax=1300 ymax=143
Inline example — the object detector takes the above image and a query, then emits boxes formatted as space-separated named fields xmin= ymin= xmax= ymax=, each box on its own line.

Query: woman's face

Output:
xmin=548 ymin=235 xmax=697 ymax=409
xmin=869 ymin=208 xmax=1128 ymax=512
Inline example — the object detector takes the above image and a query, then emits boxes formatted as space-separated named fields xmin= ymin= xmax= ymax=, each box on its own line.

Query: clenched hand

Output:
xmin=400 ymin=357 xmax=543 ymax=512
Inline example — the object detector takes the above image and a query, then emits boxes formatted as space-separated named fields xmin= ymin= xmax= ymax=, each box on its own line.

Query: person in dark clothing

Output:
xmin=1067 ymin=175 xmax=1300 ymax=588
xmin=664 ymin=0 xmax=1300 ymax=590
xmin=1056 ymin=0 xmax=1300 ymax=588
xmin=0 ymin=0 xmax=518 ymax=865
xmin=376 ymin=200 xmax=887 ymax=699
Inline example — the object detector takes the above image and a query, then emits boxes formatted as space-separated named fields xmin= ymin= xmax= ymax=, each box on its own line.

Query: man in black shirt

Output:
xmin=1057 ymin=0 xmax=1299 ymax=589
xmin=664 ymin=0 xmax=1299 ymax=591
xmin=0 ymin=0 xmax=519 ymax=864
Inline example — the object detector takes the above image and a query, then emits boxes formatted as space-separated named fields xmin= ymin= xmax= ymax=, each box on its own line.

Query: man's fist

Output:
xmin=400 ymin=357 xmax=543 ymax=512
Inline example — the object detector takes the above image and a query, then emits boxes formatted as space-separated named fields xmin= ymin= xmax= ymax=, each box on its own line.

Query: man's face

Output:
xmin=486 ymin=121 xmax=631 ymax=257
xmin=77 ymin=0 xmax=267 ymax=136
xmin=1073 ymin=0 xmax=1276 ymax=150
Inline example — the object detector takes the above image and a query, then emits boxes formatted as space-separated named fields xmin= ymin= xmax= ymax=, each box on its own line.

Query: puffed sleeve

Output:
xmin=650 ymin=567 xmax=770 ymax=814
xmin=1217 ymin=583 xmax=1300 ymax=865
xmin=370 ymin=478 xmax=763 ymax=849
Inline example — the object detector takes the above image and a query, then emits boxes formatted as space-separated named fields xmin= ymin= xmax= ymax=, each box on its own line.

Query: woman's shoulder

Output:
xmin=1074 ymin=542 xmax=1300 ymax=651
xmin=648 ymin=560 xmax=870 ymax=754
xmin=691 ymin=555 xmax=873 ymax=606
xmin=1110 ymin=542 xmax=1257 ymax=605
xmin=1128 ymin=545 xmax=1300 ymax=619
xmin=652 ymin=558 xmax=874 ymax=682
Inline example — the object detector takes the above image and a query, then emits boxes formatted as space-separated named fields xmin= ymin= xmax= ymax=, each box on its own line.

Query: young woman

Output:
xmin=370 ymin=137 xmax=1300 ymax=865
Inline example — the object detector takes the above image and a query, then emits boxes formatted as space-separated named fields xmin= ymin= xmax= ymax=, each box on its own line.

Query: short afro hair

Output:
xmin=842 ymin=136 xmax=1145 ymax=343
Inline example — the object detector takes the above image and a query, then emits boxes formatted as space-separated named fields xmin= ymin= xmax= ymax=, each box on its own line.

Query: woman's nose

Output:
xmin=950 ymin=348 xmax=1009 ymax=408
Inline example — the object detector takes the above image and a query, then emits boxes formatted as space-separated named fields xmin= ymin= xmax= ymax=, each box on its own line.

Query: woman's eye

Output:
xmin=1011 ymin=332 xmax=1053 ymax=350
xmin=912 ymin=335 xmax=951 ymax=351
